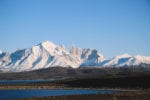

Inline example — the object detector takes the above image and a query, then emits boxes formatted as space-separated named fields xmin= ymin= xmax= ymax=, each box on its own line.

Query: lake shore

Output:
xmin=0 ymin=85 xmax=143 ymax=91
xmin=17 ymin=89 xmax=150 ymax=100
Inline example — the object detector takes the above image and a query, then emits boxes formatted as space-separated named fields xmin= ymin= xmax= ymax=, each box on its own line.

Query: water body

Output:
xmin=0 ymin=80 xmax=54 ymax=85
xmin=0 ymin=89 xmax=114 ymax=100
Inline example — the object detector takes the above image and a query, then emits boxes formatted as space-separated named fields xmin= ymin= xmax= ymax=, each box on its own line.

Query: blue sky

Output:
xmin=0 ymin=0 xmax=150 ymax=58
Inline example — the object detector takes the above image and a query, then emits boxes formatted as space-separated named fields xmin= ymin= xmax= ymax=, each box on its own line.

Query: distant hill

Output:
xmin=0 ymin=66 xmax=149 ymax=80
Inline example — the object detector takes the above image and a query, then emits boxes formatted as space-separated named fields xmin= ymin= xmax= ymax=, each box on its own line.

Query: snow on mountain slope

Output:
xmin=99 ymin=54 xmax=150 ymax=67
xmin=99 ymin=54 xmax=131 ymax=66
xmin=0 ymin=52 xmax=11 ymax=72
xmin=128 ymin=55 xmax=150 ymax=65
xmin=0 ymin=50 xmax=2 ymax=54
xmin=70 ymin=46 xmax=105 ymax=66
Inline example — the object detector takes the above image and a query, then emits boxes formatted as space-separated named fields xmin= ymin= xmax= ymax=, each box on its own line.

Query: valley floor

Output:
xmin=0 ymin=73 xmax=150 ymax=90
xmin=0 ymin=67 xmax=150 ymax=100
xmin=0 ymin=74 xmax=150 ymax=100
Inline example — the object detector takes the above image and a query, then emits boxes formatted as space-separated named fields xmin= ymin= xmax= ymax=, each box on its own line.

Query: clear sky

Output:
xmin=0 ymin=0 xmax=150 ymax=58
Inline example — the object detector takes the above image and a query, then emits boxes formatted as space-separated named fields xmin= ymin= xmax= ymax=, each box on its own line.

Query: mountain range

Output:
xmin=0 ymin=41 xmax=150 ymax=72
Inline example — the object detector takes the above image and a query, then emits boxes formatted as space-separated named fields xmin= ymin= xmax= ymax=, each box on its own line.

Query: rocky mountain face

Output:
xmin=70 ymin=46 xmax=105 ymax=66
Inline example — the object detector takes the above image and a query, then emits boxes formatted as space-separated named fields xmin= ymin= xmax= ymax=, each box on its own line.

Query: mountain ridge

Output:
xmin=0 ymin=41 xmax=150 ymax=72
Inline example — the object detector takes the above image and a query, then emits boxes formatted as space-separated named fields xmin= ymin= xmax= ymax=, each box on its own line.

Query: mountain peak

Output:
xmin=39 ymin=41 xmax=57 ymax=50
xmin=134 ymin=55 xmax=147 ymax=58
xmin=115 ymin=53 xmax=131 ymax=59
xmin=41 ymin=41 xmax=56 ymax=47
xmin=133 ymin=55 xmax=150 ymax=61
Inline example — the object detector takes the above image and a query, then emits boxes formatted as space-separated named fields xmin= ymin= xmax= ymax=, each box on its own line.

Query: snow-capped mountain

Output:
xmin=100 ymin=54 xmax=150 ymax=67
xmin=0 ymin=41 xmax=150 ymax=72
xmin=0 ymin=41 xmax=104 ymax=72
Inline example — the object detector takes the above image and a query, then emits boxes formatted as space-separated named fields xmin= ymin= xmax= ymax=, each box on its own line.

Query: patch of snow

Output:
xmin=0 ymin=50 xmax=2 ymax=54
